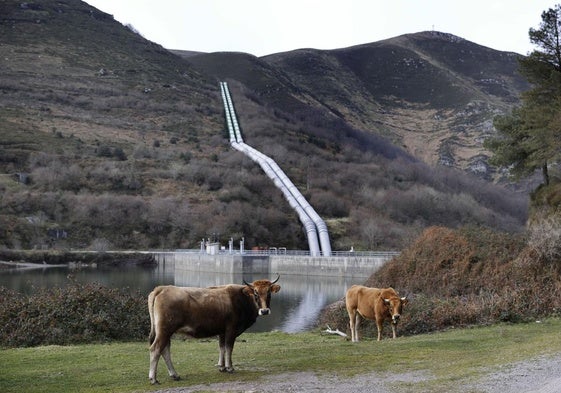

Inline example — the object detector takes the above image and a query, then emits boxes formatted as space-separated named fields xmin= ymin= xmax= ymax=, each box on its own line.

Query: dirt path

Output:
xmin=152 ymin=353 xmax=561 ymax=393
xmin=468 ymin=353 xmax=561 ymax=393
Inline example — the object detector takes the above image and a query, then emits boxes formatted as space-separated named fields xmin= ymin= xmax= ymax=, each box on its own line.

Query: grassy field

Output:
xmin=2 ymin=319 xmax=561 ymax=393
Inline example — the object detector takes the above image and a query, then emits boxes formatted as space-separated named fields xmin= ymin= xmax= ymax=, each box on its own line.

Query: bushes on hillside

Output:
xmin=320 ymin=226 xmax=561 ymax=338
xmin=0 ymin=280 xmax=148 ymax=348
xmin=528 ymin=209 xmax=561 ymax=263
xmin=371 ymin=226 xmax=527 ymax=297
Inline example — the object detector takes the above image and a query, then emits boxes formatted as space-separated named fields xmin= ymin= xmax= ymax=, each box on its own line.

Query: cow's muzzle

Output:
xmin=258 ymin=308 xmax=271 ymax=316
xmin=392 ymin=314 xmax=401 ymax=324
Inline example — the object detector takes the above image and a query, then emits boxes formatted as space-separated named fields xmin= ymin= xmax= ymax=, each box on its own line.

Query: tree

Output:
xmin=486 ymin=5 xmax=561 ymax=186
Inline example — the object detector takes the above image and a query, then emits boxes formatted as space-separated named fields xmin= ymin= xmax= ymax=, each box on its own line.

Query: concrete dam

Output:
xmin=153 ymin=250 xmax=398 ymax=280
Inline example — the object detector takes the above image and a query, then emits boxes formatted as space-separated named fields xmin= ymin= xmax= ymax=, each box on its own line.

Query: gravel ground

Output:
xmin=152 ymin=353 xmax=561 ymax=393
xmin=467 ymin=353 xmax=561 ymax=393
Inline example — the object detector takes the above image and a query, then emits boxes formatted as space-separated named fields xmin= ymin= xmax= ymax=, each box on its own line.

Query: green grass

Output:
xmin=2 ymin=319 xmax=561 ymax=393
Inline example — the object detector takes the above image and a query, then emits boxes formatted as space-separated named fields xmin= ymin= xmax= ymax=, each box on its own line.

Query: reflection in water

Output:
xmin=281 ymin=291 xmax=327 ymax=333
xmin=0 ymin=264 xmax=174 ymax=295
xmin=0 ymin=264 xmax=366 ymax=333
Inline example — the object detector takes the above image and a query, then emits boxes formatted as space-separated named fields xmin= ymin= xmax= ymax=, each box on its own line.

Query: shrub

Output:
xmin=528 ymin=210 xmax=561 ymax=262
xmin=319 ymin=226 xmax=561 ymax=338
xmin=96 ymin=145 xmax=113 ymax=157
xmin=0 ymin=280 xmax=149 ymax=348
xmin=113 ymin=147 xmax=127 ymax=161
xmin=310 ymin=190 xmax=349 ymax=218
xmin=179 ymin=151 xmax=191 ymax=163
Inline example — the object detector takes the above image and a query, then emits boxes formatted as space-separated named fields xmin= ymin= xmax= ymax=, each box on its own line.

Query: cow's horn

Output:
xmin=243 ymin=279 xmax=252 ymax=286
xmin=271 ymin=274 xmax=280 ymax=284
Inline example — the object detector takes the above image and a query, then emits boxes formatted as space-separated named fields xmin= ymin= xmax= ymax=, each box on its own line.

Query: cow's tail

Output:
xmin=148 ymin=287 xmax=161 ymax=345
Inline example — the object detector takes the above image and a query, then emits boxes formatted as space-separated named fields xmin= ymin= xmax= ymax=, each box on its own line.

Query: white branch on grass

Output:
xmin=324 ymin=325 xmax=347 ymax=337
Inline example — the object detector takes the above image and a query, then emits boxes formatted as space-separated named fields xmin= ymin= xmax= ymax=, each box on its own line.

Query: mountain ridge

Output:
xmin=261 ymin=31 xmax=527 ymax=176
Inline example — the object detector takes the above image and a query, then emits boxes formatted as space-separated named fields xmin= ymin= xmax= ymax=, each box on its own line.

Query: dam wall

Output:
xmin=153 ymin=252 xmax=396 ymax=279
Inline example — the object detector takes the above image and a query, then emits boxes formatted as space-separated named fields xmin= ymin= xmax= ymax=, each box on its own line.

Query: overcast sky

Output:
xmin=85 ymin=0 xmax=555 ymax=57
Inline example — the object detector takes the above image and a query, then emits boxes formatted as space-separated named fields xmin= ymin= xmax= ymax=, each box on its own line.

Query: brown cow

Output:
xmin=148 ymin=276 xmax=281 ymax=384
xmin=345 ymin=285 xmax=408 ymax=342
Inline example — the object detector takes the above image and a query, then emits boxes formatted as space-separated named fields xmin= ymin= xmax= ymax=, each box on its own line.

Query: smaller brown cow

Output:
xmin=345 ymin=285 xmax=408 ymax=342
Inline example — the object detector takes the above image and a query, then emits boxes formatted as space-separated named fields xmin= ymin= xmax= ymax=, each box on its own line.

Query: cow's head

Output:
xmin=383 ymin=295 xmax=408 ymax=324
xmin=243 ymin=275 xmax=281 ymax=316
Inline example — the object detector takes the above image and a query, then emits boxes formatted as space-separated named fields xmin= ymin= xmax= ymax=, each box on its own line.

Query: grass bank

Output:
xmin=0 ymin=250 xmax=156 ymax=267
xmin=2 ymin=319 xmax=561 ymax=393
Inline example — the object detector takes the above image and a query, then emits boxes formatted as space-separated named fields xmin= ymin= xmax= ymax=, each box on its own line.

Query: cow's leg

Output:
xmin=224 ymin=340 xmax=235 ymax=373
xmin=391 ymin=323 xmax=397 ymax=339
xmin=353 ymin=313 xmax=361 ymax=342
xmin=149 ymin=334 xmax=179 ymax=384
xmin=149 ymin=337 xmax=164 ymax=384
xmin=149 ymin=346 xmax=160 ymax=384
xmin=220 ymin=331 xmax=236 ymax=373
xmin=161 ymin=341 xmax=180 ymax=381
xmin=348 ymin=308 xmax=362 ymax=342
xmin=217 ymin=334 xmax=226 ymax=371
xmin=348 ymin=309 xmax=354 ymax=342
xmin=376 ymin=319 xmax=383 ymax=341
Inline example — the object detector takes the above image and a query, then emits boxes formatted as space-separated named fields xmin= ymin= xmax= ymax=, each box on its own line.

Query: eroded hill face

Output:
xmin=189 ymin=31 xmax=527 ymax=180
xmin=0 ymin=0 xmax=530 ymax=251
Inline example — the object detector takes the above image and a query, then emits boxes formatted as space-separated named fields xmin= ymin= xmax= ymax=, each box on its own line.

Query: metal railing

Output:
xmin=171 ymin=249 xmax=400 ymax=258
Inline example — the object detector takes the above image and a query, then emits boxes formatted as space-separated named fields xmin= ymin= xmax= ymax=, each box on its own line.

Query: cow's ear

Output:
xmin=401 ymin=297 xmax=408 ymax=305
xmin=242 ymin=286 xmax=253 ymax=297
xmin=270 ymin=284 xmax=281 ymax=293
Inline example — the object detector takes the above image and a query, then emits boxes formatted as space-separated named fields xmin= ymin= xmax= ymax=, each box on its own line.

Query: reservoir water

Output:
xmin=0 ymin=262 xmax=368 ymax=333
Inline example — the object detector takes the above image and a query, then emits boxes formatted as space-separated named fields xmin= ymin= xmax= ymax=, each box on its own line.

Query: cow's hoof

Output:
xmin=150 ymin=379 xmax=160 ymax=385
xmin=219 ymin=367 xmax=234 ymax=373
xmin=171 ymin=375 xmax=181 ymax=381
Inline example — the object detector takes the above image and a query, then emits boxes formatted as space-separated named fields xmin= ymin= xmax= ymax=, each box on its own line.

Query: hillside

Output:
xmin=186 ymin=31 xmax=528 ymax=179
xmin=0 ymin=0 xmax=529 ymax=251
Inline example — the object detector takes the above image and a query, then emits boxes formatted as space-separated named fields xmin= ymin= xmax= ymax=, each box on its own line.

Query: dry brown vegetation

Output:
xmin=320 ymin=223 xmax=561 ymax=338
xmin=0 ymin=281 xmax=148 ymax=347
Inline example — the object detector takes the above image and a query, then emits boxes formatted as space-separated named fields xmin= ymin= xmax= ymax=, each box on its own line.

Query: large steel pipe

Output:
xmin=240 ymin=143 xmax=332 ymax=256
xmin=231 ymin=142 xmax=321 ymax=255
xmin=221 ymin=82 xmax=331 ymax=256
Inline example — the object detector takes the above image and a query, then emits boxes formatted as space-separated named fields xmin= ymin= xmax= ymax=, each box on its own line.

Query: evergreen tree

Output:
xmin=486 ymin=4 xmax=561 ymax=186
